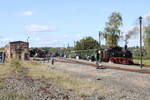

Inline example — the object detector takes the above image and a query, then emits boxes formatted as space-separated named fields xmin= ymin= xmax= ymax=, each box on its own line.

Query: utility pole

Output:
xmin=99 ymin=31 xmax=101 ymax=47
xmin=67 ymin=43 xmax=69 ymax=49
xmin=27 ymin=36 xmax=30 ymax=43
xmin=67 ymin=43 xmax=70 ymax=53
xmin=139 ymin=16 xmax=143 ymax=69
xmin=74 ymin=41 xmax=75 ymax=48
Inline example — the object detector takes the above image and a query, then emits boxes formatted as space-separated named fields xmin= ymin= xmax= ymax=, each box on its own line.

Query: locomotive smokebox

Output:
xmin=125 ymin=45 xmax=127 ymax=50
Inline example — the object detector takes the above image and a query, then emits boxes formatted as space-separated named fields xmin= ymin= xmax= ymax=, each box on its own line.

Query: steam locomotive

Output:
xmin=98 ymin=45 xmax=133 ymax=64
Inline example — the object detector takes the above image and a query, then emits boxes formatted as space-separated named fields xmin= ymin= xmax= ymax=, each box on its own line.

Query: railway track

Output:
xmin=55 ymin=57 xmax=150 ymax=74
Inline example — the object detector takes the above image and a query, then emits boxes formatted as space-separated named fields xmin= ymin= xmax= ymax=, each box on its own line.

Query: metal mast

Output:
xmin=139 ymin=16 xmax=143 ymax=69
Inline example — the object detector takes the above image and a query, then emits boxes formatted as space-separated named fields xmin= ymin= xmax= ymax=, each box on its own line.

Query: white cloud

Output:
xmin=34 ymin=37 xmax=40 ymax=41
xmin=0 ymin=38 xmax=14 ymax=42
xmin=24 ymin=24 xmax=57 ymax=32
xmin=0 ymin=38 xmax=15 ymax=47
xmin=51 ymin=40 xmax=61 ymax=43
xmin=63 ymin=34 xmax=69 ymax=38
xmin=76 ymin=33 xmax=82 ymax=38
xmin=142 ymin=12 xmax=150 ymax=25
xmin=16 ymin=11 xmax=33 ymax=16
xmin=143 ymin=13 xmax=150 ymax=20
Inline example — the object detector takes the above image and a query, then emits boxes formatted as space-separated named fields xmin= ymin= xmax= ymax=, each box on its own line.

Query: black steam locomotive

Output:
xmin=98 ymin=45 xmax=133 ymax=64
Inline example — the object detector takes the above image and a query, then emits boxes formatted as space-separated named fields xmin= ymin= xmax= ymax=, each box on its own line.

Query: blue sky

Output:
xmin=0 ymin=0 xmax=150 ymax=47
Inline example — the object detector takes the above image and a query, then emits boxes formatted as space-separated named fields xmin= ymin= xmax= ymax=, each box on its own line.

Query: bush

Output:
xmin=10 ymin=58 xmax=22 ymax=69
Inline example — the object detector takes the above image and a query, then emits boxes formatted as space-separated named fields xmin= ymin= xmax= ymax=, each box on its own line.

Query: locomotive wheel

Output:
xmin=129 ymin=61 xmax=134 ymax=65
xmin=112 ymin=59 xmax=116 ymax=63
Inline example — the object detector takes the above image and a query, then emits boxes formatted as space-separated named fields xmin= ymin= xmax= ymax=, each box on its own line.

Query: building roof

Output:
xmin=9 ymin=41 xmax=28 ymax=44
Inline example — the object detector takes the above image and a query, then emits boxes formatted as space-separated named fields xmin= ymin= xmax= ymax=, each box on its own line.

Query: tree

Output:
xmin=103 ymin=12 xmax=122 ymax=48
xmin=144 ymin=25 xmax=150 ymax=56
xmin=0 ymin=47 xmax=4 ymax=51
xmin=74 ymin=36 xmax=99 ymax=50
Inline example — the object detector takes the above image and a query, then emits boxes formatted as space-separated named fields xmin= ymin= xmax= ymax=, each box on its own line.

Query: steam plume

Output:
xmin=124 ymin=13 xmax=150 ymax=44
xmin=124 ymin=26 xmax=139 ymax=44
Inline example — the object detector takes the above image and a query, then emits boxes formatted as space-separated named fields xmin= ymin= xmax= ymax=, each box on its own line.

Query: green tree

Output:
xmin=144 ymin=25 xmax=150 ymax=56
xmin=103 ymin=12 xmax=122 ymax=48
xmin=75 ymin=36 xmax=99 ymax=50
xmin=0 ymin=47 xmax=4 ymax=51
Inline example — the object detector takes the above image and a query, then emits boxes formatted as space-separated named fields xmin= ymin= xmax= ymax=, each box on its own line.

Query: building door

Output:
xmin=16 ymin=49 xmax=22 ymax=60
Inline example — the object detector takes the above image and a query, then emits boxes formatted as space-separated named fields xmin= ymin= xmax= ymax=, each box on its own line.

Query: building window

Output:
xmin=11 ymin=53 xmax=13 ymax=58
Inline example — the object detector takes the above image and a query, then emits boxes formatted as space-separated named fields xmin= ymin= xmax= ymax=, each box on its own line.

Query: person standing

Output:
xmin=52 ymin=58 xmax=55 ymax=65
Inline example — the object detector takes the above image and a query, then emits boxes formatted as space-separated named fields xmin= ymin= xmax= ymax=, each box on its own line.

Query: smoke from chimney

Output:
xmin=124 ymin=26 xmax=139 ymax=45
xmin=124 ymin=13 xmax=150 ymax=45
xmin=143 ymin=13 xmax=150 ymax=24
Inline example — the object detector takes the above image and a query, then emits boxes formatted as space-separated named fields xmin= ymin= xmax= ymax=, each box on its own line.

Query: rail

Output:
xmin=55 ymin=57 xmax=150 ymax=74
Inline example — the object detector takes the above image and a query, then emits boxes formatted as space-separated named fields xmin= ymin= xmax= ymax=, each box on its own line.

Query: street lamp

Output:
xmin=139 ymin=16 xmax=143 ymax=69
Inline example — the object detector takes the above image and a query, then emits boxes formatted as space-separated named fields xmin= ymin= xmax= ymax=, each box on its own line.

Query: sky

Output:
xmin=0 ymin=0 xmax=150 ymax=47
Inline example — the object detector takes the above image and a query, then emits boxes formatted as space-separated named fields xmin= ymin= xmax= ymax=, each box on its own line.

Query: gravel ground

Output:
xmin=48 ymin=61 xmax=150 ymax=100
xmin=0 ymin=68 xmax=81 ymax=100
xmin=1 ymin=60 xmax=150 ymax=100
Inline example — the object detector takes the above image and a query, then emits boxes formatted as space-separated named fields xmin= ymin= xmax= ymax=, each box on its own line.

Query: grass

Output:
xmin=9 ymin=58 xmax=29 ymax=74
xmin=0 ymin=63 xmax=14 ymax=78
xmin=0 ymin=92 xmax=27 ymax=100
xmin=133 ymin=59 xmax=150 ymax=65
xmin=0 ymin=58 xmax=24 ymax=78
xmin=10 ymin=58 xmax=22 ymax=69
xmin=0 ymin=78 xmax=5 ymax=89
xmin=23 ymin=60 xmax=110 ymax=97
xmin=0 ymin=59 xmax=120 ymax=98
xmin=133 ymin=55 xmax=150 ymax=65
xmin=0 ymin=59 xmax=28 ymax=100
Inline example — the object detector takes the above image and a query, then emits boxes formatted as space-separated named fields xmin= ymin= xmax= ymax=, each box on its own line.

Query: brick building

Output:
xmin=5 ymin=41 xmax=29 ymax=60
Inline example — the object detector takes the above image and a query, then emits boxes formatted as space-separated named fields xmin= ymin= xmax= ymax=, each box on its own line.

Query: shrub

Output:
xmin=10 ymin=58 xmax=22 ymax=69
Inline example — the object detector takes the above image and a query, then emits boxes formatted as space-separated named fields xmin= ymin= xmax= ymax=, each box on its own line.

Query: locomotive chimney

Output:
xmin=125 ymin=44 xmax=127 ymax=51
